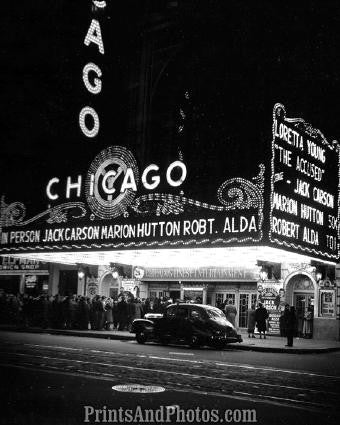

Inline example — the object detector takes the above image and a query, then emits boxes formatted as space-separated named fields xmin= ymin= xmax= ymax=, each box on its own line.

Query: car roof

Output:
xmin=166 ymin=303 xmax=215 ymax=310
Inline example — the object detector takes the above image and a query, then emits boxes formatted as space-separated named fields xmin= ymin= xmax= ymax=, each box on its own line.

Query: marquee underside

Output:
xmin=3 ymin=246 xmax=335 ymax=268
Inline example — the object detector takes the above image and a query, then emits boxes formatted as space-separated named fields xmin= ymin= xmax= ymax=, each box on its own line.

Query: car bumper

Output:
xmin=210 ymin=334 xmax=243 ymax=344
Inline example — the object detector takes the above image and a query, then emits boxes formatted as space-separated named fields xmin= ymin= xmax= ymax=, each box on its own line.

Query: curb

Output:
xmin=1 ymin=327 xmax=340 ymax=353
xmin=0 ymin=327 xmax=135 ymax=341
xmin=228 ymin=343 xmax=340 ymax=354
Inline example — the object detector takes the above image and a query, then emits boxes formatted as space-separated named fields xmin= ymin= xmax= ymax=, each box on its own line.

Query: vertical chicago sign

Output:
xmin=79 ymin=0 xmax=106 ymax=140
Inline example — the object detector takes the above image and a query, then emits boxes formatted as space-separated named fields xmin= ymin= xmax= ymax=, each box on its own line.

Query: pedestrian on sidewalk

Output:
xmin=96 ymin=296 xmax=106 ymax=330
xmin=77 ymin=296 xmax=90 ymax=330
xmin=284 ymin=305 xmax=297 ymax=347
xmin=117 ymin=296 xmax=128 ymax=330
xmin=127 ymin=299 xmax=136 ymax=331
xmin=225 ymin=299 xmax=237 ymax=327
xmin=134 ymin=298 xmax=144 ymax=319
xmin=104 ymin=297 xmax=113 ymax=330
xmin=247 ymin=304 xmax=256 ymax=338
xmin=112 ymin=300 xmax=119 ymax=329
xmin=302 ymin=306 xmax=313 ymax=338
xmin=280 ymin=304 xmax=289 ymax=337
xmin=255 ymin=303 xmax=268 ymax=339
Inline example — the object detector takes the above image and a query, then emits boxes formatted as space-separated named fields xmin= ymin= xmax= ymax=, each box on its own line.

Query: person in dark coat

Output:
xmin=127 ymin=300 xmax=136 ymax=331
xmin=91 ymin=295 xmax=101 ymax=330
xmin=96 ymin=296 xmax=106 ymax=330
xmin=104 ymin=297 xmax=113 ymax=330
xmin=112 ymin=300 xmax=119 ymax=329
xmin=255 ymin=303 xmax=269 ymax=339
xmin=284 ymin=305 xmax=297 ymax=347
xmin=89 ymin=297 xmax=96 ymax=330
xmin=117 ymin=297 xmax=128 ymax=331
xmin=68 ymin=295 xmax=78 ymax=329
xmin=280 ymin=304 xmax=290 ymax=337
xmin=143 ymin=298 xmax=151 ymax=313
xmin=77 ymin=297 xmax=90 ymax=330
xmin=41 ymin=295 xmax=50 ymax=329
xmin=134 ymin=299 xmax=144 ymax=319
xmin=247 ymin=304 xmax=256 ymax=338
xmin=61 ymin=296 xmax=70 ymax=329
xmin=49 ymin=295 xmax=58 ymax=328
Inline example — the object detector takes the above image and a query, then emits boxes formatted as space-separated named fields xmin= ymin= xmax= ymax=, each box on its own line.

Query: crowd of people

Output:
xmin=0 ymin=292 xmax=173 ymax=331
xmin=0 ymin=291 xmax=309 ymax=347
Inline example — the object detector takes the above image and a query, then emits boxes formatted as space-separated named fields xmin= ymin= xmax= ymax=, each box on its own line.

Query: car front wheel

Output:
xmin=136 ymin=331 xmax=147 ymax=344
xmin=188 ymin=334 xmax=201 ymax=348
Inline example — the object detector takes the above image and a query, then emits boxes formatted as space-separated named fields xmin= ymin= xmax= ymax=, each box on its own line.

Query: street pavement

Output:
xmin=0 ymin=330 xmax=340 ymax=425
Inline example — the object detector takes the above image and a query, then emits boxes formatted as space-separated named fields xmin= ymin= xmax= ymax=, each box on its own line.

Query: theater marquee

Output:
xmin=270 ymin=104 xmax=340 ymax=261
xmin=0 ymin=145 xmax=265 ymax=253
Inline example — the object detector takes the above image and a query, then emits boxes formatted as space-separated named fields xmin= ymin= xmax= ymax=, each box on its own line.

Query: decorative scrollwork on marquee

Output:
xmin=274 ymin=103 xmax=339 ymax=152
xmin=0 ymin=197 xmax=86 ymax=228
xmin=130 ymin=164 xmax=265 ymax=216
xmin=0 ymin=199 xmax=26 ymax=227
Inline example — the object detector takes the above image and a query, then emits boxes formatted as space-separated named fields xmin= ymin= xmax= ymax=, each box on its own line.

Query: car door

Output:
xmin=189 ymin=307 xmax=207 ymax=335
xmin=174 ymin=306 xmax=190 ymax=340
xmin=161 ymin=305 xmax=178 ymax=337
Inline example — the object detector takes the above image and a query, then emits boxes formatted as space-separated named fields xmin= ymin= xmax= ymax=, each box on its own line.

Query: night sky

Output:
xmin=1 ymin=0 xmax=340 ymax=212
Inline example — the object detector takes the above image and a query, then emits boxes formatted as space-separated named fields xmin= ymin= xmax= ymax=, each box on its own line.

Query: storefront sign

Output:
xmin=270 ymin=104 xmax=340 ymax=260
xmin=25 ymin=275 xmax=37 ymax=289
xmin=121 ymin=279 xmax=139 ymax=297
xmin=0 ymin=256 xmax=48 ymax=273
xmin=319 ymin=290 xmax=335 ymax=317
xmin=142 ymin=266 xmax=259 ymax=281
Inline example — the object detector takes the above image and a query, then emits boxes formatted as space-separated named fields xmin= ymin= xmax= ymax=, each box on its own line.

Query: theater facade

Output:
xmin=1 ymin=1 xmax=340 ymax=340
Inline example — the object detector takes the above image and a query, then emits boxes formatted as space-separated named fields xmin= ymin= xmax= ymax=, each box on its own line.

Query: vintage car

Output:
xmin=131 ymin=303 xmax=242 ymax=348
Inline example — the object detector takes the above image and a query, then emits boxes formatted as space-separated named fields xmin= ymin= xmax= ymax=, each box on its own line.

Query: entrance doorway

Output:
xmin=238 ymin=293 xmax=257 ymax=328
xmin=286 ymin=273 xmax=315 ymax=338
xmin=183 ymin=289 xmax=203 ymax=303
xmin=100 ymin=273 xmax=119 ymax=298
xmin=59 ymin=270 xmax=77 ymax=296
xmin=294 ymin=293 xmax=314 ymax=337
xmin=169 ymin=290 xmax=180 ymax=302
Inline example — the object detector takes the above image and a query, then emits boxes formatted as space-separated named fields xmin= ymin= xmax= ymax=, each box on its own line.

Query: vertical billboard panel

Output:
xmin=270 ymin=104 xmax=340 ymax=260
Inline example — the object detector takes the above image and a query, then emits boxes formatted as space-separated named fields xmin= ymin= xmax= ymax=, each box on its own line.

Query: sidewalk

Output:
xmin=1 ymin=325 xmax=340 ymax=353
xmin=229 ymin=330 xmax=340 ymax=354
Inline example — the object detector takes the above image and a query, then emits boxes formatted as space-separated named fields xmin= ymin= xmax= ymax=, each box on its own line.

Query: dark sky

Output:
xmin=1 ymin=1 xmax=340 ymax=211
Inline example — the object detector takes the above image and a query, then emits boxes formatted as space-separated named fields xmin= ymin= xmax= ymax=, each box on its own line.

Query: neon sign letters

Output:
xmin=46 ymin=146 xmax=187 ymax=219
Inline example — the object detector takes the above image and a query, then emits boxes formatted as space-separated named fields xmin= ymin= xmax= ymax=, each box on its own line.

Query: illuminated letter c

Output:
xmin=46 ymin=178 xmax=60 ymax=200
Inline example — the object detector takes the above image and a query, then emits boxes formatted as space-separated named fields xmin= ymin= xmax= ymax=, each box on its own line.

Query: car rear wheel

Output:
xmin=212 ymin=340 xmax=225 ymax=350
xmin=160 ymin=336 xmax=170 ymax=346
xmin=136 ymin=332 xmax=147 ymax=344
